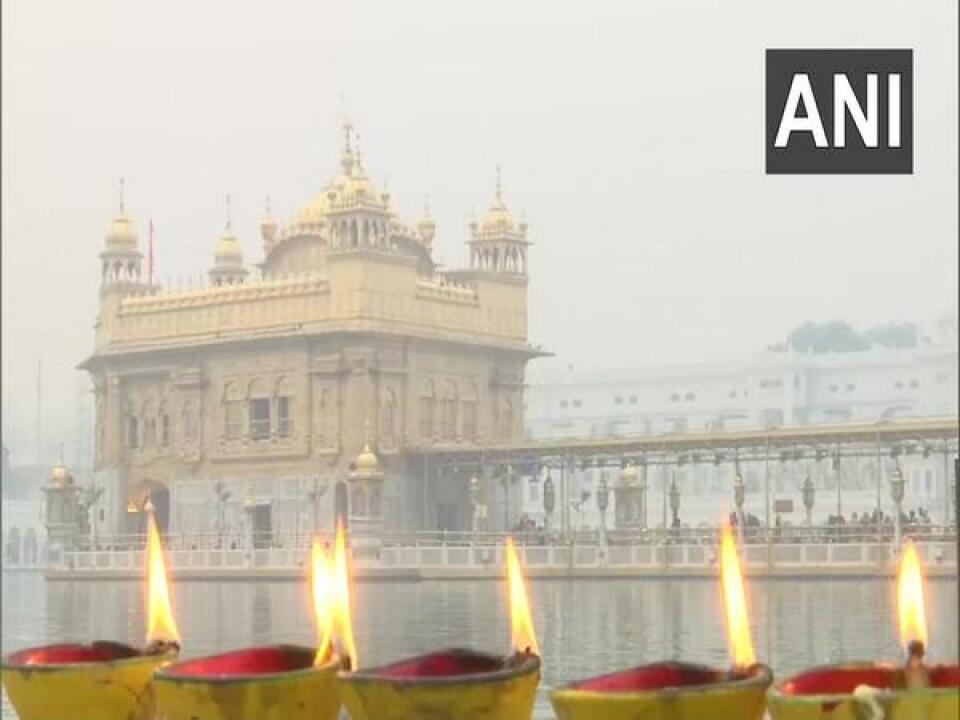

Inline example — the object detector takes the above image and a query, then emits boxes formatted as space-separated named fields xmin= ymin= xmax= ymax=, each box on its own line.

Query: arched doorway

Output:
xmin=333 ymin=481 xmax=349 ymax=530
xmin=151 ymin=485 xmax=171 ymax=533
xmin=130 ymin=481 xmax=172 ymax=534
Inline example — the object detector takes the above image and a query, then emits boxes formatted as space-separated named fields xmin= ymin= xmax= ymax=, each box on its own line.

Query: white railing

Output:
xmin=51 ymin=535 xmax=957 ymax=576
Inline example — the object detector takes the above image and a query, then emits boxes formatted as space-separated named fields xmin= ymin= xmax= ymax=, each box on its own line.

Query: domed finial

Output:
xmin=225 ymin=193 xmax=232 ymax=232
xmin=341 ymin=121 xmax=356 ymax=175
xmin=495 ymin=165 xmax=502 ymax=201
xmin=355 ymin=132 xmax=364 ymax=174
xmin=118 ymin=176 xmax=126 ymax=214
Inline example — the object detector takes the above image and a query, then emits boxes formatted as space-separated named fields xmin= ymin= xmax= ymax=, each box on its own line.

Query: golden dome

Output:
xmin=356 ymin=444 xmax=379 ymax=472
xmin=105 ymin=214 xmax=138 ymax=248
xmin=214 ymin=233 xmax=244 ymax=263
xmin=49 ymin=465 xmax=71 ymax=485
xmin=480 ymin=198 xmax=514 ymax=234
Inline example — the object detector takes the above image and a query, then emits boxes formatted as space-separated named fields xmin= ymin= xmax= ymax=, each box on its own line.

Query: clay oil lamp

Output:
xmin=768 ymin=540 xmax=960 ymax=720
xmin=1 ymin=511 xmax=181 ymax=720
xmin=340 ymin=536 xmax=541 ymax=720
xmin=151 ymin=523 xmax=352 ymax=720
xmin=550 ymin=520 xmax=772 ymax=720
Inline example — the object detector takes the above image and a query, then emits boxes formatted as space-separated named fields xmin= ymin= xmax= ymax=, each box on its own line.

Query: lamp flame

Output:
xmin=896 ymin=541 xmax=928 ymax=651
xmin=310 ymin=539 xmax=334 ymax=665
xmin=310 ymin=523 xmax=358 ymax=668
xmin=145 ymin=511 xmax=180 ymax=645
xmin=505 ymin=537 xmax=540 ymax=656
xmin=719 ymin=520 xmax=755 ymax=668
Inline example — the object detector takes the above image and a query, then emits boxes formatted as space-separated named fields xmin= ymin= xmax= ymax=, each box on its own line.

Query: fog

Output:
xmin=2 ymin=0 xmax=957 ymax=464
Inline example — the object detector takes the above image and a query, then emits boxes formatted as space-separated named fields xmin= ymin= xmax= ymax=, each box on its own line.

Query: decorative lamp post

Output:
xmin=596 ymin=473 xmax=609 ymax=546
xmin=802 ymin=474 xmax=815 ymax=526
xmin=891 ymin=463 xmax=906 ymax=550
xmin=543 ymin=471 xmax=556 ymax=535
xmin=81 ymin=485 xmax=105 ymax=551
xmin=616 ymin=463 xmax=640 ymax=530
xmin=243 ymin=490 xmax=256 ymax=552
xmin=668 ymin=475 xmax=680 ymax=533
xmin=469 ymin=476 xmax=482 ymax=534
xmin=733 ymin=472 xmax=746 ymax=546
xmin=833 ymin=453 xmax=842 ymax=520
xmin=213 ymin=481 xmax=231 ymax=549
xmin=638 ymin=463 xmax=648 ymax=529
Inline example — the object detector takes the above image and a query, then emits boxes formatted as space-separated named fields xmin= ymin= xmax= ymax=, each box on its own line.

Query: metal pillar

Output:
xmin=763 ymin=438 xmax=771 ymax=537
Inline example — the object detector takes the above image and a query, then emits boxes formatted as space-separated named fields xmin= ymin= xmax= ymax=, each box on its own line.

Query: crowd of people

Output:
xmin=823 ymin=507 xmax=934 ymax=527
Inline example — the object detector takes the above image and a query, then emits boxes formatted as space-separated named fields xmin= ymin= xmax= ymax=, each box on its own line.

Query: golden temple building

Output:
xmin=80 ymin=124 xmax=543 ymax=539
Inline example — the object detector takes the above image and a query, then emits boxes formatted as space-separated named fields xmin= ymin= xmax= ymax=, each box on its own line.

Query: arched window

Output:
xmin=441 ymin=380 xmax=458 ymax=440
xmin=248 ymin=379 xmax=271 ymax=440
xmin=125 ymin=401 xmax=139 ymax=449
xmin=276 ymin=377 xmax=292 ymax=438
xmin=462 ymin=383 xmax=478 ymax=441
xmin=370 ymin=488 xmax=382 ymax=517
xmin=381 ymin=388 xmax=397 ymax=445
xmin=142 ymin=399 xmax=157 ymax=448
xmin=419 ymin=380 xmax=435 ymax=439
xmin=223 ymin=382 xmax=244 ymax=439
xmin=351 ymin=487 xmax=367 ymax=517
xmin=350 ymin=220 xmax=359 ymax=247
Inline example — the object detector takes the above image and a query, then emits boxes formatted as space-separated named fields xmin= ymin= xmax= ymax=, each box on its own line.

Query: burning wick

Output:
xmin=310 ymin=523 xmax=358 ymax=671
xmin=719 ymin=520 xmax=756 ymax=672
xmin=144 ymin=509 xmax=181 ymax=652
xmin=897 ymin=541 xmax=930 ymax=690
xmin=505 ymin=537 xmax=540 ymax=659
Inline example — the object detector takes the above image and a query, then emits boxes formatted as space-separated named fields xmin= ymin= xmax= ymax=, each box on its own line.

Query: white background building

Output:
xmin=517 ymin=321 xmax=958 ymax=530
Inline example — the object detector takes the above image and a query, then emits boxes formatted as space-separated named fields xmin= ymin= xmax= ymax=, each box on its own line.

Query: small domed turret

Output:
xmin=208 ymin=195 xmax=249 ymax=286
xmin=467 ymin=167 xmax=530 ymax=275
xmin=356 ymin=444 xmax=379 ymax=473
xmin=99 ymin=178 xmax=144 ymax=287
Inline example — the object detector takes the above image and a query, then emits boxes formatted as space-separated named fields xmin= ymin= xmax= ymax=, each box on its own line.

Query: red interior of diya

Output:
xmin=928 ymin=665 xmax=960 ymax=689
xmin=570 ymin=663 xmax=725 ymax=692
xmin=6 ymin=642 xmax=141 ymax=666
xmin=164 ymin=646 xmax=315 ymax=677
xmin=782 ymin=667 xmax=897 ymax=695
xmin=782 ymin=664 xmax=960 ymax=695
xmin=370 ymin=650 xmax=506 ymax=679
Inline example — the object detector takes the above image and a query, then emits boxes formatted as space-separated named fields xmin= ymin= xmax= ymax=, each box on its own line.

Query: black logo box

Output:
xmin=766 ymin=49 xmax=912 ymax=174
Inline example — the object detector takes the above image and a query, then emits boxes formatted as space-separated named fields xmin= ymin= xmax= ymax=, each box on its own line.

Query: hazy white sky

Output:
xmin=2 ymin=0 xmax=957 ymax=463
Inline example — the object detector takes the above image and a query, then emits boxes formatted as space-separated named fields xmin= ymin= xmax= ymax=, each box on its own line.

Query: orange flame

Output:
xmin=145 ymin=511 xmax=180 ymax=645
xmin=332 ymin=522 xmax=359 ymax=669
xmin=719 ymin=521 xmax=755 ymax=668
xmin=310 ymin=523 xmax=358 ymax=668
xmin=897 ymin=541 xmax=928 ymax=651
xmin=505 ymin=537 xmax=540 ymax=656
xmin=310 ymin=539 xmax=334 ymax=665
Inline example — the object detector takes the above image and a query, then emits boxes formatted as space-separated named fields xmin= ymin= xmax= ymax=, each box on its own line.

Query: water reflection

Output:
xmin=2 ymin=573 xmax=957 ymax=719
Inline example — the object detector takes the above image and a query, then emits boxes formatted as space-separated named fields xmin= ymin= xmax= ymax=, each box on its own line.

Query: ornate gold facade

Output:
xmin=81 ymin=126 xmax=542 ymax=536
